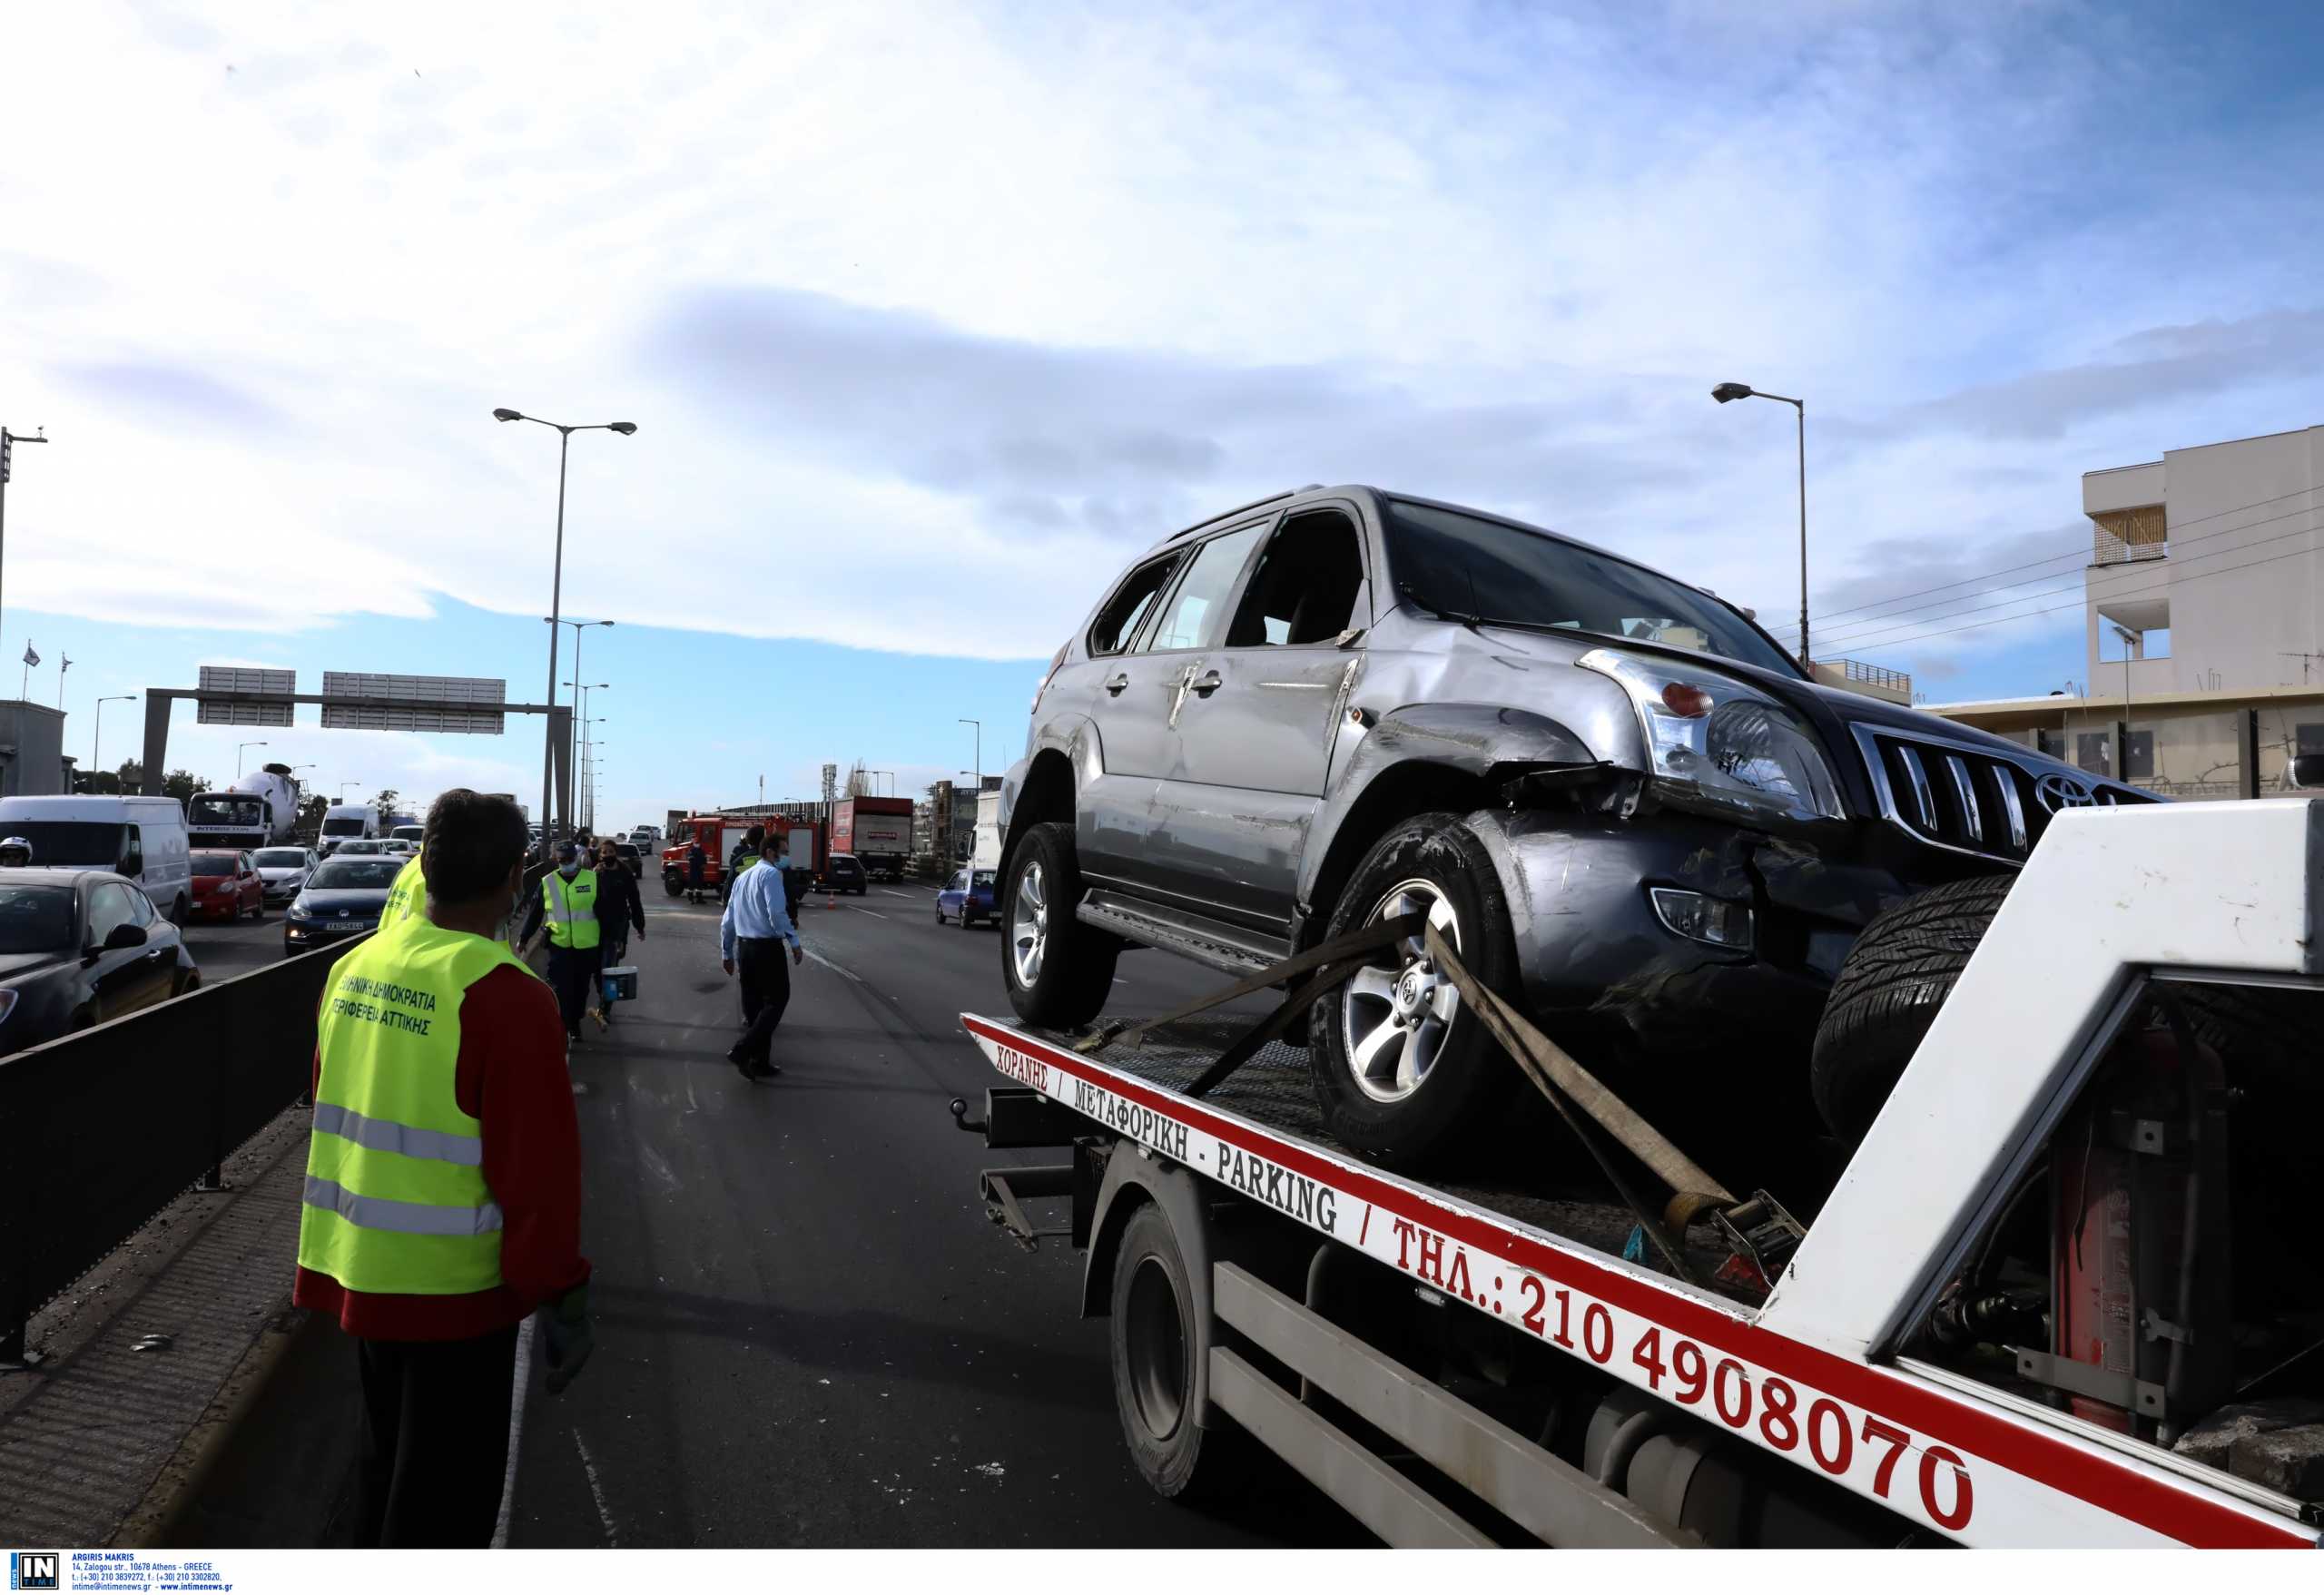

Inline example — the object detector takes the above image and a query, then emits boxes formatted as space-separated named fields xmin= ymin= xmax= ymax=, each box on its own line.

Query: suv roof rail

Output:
xmin=1165 ymin=487 xmax=1304 ymax=542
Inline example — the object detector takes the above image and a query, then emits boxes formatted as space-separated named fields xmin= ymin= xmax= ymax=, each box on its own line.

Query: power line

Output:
xmin=1797 ymin=496 xmax=2324 ymax=651
xmin=1765 ymin=481 xmax=2324 ymax=639
xmin=1804 ymin=525 xmax=2324 ymax=657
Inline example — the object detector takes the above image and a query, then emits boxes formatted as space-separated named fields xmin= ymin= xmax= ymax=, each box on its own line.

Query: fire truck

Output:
xmin=658 ymin=813 xmax=823 ymax=898
xmin=953 ymin=799 xmax=2324 ymax=1547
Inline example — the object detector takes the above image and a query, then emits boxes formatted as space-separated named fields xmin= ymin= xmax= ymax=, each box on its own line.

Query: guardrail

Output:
xmin=0 ymin=859 xmax=549 ymax=1366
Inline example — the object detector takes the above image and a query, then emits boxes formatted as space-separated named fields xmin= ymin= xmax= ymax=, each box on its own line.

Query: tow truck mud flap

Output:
xmin=1212 ymin=1262 xmax=1693 ymax=1549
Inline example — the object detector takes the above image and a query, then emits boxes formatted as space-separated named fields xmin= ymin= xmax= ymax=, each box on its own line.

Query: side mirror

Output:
xmin=121 ymin=851 xmax=144 ymax=878
xmin=2291 ymin=753 xmax=2324 ymax=790
xmin=91 ymin=922 xmax=148 ymax=960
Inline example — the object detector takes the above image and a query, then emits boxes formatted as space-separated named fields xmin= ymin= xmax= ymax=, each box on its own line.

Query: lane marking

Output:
xmin=490 ymin=1315 xmax=536 ymax=1549
xmin=803 ymin=947 xmax=862 ymax=984
xmin=846 ymin=905 xmax=891 ymax=920
xmin=574 ymin=1430 xmax=619 ymax=1546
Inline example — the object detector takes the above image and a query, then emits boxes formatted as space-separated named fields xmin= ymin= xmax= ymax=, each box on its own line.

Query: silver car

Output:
xmin=251 ymin=844 xmax=319 ymax=903
xmin=997 ymin=485 xmax=2149 ymax=1167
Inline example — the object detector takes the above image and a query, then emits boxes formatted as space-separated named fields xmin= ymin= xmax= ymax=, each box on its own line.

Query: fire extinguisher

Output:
xmin=2041 ymin=1014 xmax=2231 ymax=1441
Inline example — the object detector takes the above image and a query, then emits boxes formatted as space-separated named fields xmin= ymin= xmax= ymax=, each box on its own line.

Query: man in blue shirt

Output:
xmin=719 ymin=832 xmax=803 ymax=1079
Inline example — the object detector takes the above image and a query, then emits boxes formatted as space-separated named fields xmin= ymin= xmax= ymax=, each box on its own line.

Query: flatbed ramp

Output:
xmin=960 ymin=1008 xmax=2319 ymax=1550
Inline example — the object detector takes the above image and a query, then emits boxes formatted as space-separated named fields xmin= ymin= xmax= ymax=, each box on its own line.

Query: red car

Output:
xmin=190 ymin=849 xmax=265 ymax=921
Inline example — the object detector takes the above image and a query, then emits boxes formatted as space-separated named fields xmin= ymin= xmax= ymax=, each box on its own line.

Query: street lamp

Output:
xmin=236 ymin=741 xmax=269 ymax=779
xmin=959 ymin=719 xmax=981 ymax=791
xmin=92 ymin=694 xmax=134 ymax=789
xmin=1711 ymin=381 xmax=1809 ymax=667
xmin=1 ymin=425 xmax=51 ymax=652
xmin=871 ymin=769 xmax=895 ymax=796
xmin=338 ymin=781 xmax=363 ymax=802
xmin=495 ymin=407 xmax=635 ymax=840
xmin=561 ymin=677 xmax=609 ymax=812
xmin=548 ymin=617 xmax=614 ymax=820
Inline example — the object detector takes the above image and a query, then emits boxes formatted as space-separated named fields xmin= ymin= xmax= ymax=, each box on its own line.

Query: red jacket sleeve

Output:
xmin=457 ymin=965 xmax=591 ymax=1307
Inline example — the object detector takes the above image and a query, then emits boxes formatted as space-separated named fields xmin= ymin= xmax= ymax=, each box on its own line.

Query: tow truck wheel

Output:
xmin=1309 ymin=813 xmax=1521 ymax=1170
xmin=1001 ymin=822 xmax=1118 ymax=1029
xmin=1109 ymin=1202 xmax=1246 ymax=1499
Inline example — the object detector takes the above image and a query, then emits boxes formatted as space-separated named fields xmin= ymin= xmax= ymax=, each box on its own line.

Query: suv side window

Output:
xmin=1088 ymin=555 xmax=1182 ymax=656
xmin=1142 ymin=524 xmax=1266 ymax=653
xmin=1226 ymin=510 xmax=1367 ymax=646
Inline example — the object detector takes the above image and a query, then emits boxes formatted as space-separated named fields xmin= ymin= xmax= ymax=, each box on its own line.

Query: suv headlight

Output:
xmin=1579 ymin=648 xmax=1843 ymax=824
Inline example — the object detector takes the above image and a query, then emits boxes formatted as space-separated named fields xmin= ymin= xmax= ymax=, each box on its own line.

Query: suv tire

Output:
xmin=1309 ymin=813 xmax=1521 ymax=1169
xmin=1001 ymin=822 xmax=1119 ymax=1029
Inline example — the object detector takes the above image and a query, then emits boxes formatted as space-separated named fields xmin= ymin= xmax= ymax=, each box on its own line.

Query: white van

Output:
xmin=319 ymin=803 xmax=382 ymax=858
xmin=0 ymin=793 xmax=197 ymax=924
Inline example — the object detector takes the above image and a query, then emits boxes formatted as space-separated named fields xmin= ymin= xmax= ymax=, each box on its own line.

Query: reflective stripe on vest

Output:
xmin=298 ymin=921 xmax=527 ymax=1295
xmin=542 ymin=870 xmax=601 ymax=950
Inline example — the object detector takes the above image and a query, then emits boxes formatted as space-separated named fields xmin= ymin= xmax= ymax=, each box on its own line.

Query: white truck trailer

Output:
xmin=954 ymin=799 xmax=2324 ymax=1548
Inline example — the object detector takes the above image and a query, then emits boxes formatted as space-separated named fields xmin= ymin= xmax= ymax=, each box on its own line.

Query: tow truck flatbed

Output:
xmin=957 ymin=800 xmax=2324 ymax=1550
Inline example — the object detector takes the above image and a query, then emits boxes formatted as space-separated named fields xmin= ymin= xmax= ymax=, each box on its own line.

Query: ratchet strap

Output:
xmin=1074 ymin=913 xmax=1426 ymax=1055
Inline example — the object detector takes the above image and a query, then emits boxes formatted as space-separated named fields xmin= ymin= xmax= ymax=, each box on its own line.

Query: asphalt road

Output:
xmin=181 ymin=910 xmax=292 ymax=981
xmin=501 ymin=880 xmax=1360 ymax=1548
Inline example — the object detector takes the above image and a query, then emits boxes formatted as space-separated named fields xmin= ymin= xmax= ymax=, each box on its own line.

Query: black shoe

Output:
xmin=726 ymin=1046 xmax=751 ymax=1077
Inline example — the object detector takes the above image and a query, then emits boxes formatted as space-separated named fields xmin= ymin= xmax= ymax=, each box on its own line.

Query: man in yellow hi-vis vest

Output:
xmin=518 ymin=841 xmax=601 ymax=1042
xmin=294 ymin=790 xmax=590 ymax=1547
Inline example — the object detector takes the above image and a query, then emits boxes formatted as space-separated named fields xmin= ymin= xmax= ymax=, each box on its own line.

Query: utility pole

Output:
xmin=1 ymin=427 xmax=51 ymax=661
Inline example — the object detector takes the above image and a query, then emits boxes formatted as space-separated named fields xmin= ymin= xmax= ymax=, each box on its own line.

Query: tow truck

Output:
xmin=952 ymin=799 xmax=2324 ymax=1548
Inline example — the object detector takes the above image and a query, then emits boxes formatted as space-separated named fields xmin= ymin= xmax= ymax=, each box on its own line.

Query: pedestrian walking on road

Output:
xmin=593 ymin=838 xmax=645 ymax=1024
xmin=518 ymin=841 xmax=601 ymax=1043
xmin=720 ymin=832 xmax=803 ymax=1079
xmin=294 ymin=789 xmax=592 ymax=1549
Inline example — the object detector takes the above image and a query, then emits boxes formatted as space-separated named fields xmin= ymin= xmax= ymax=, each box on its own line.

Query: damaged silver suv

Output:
xmin=997 ymin=485 xmax=2147 ymax=1167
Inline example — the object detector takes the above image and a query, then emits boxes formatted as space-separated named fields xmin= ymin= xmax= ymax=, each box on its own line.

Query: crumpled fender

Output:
xmin=1295 ymin=702 xmax=1603 ymax=910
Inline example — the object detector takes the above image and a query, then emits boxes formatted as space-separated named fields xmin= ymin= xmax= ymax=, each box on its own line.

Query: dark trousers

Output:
xmin=735 ymin=937 xmax=793 ymax=1067
xmin=546 ymin=943 xmax=599 ymax=1036
xmin=355 ymin=1324 xmax=519 ymax=1548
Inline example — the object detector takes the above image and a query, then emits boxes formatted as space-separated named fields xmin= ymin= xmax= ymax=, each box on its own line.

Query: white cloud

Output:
xmin=0 ymin=0 xmax=2318 ymax=689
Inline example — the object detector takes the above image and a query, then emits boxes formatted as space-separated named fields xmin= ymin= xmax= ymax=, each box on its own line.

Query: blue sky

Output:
xmin=3 ymin=1 xmax=2322 ymax=822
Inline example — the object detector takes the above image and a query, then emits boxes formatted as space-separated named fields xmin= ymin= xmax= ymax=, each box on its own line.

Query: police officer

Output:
xmin=518 ymin=841 xmax=601 ymax=1042
xmin=293 ymin=790 xmax=590 ymax=1548
xmin=0 ymin=836 xmax=33 ymax=868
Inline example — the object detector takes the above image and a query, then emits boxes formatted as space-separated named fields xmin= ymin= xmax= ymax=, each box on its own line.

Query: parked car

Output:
xmin=251 ymin=846 xmax=319 ymax=904
xmin=936 ymin=868 xmax=998 ymax=928
xmin=996 ymin=484 xmax=2155 ymax=1168
xmin=0 ymin=793 xmax=196 ymax=925
xmin=0 ymin=869 xmax=200 ymax=1056
xmin=283 ymin=854 xmax=404 ymax=957
xmin=189 ymin=849 xmax=265 ymax=922
xmin=819 ymin=852 xmax=868 ymax=895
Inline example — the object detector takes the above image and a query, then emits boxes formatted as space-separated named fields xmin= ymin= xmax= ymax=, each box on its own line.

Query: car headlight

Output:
xmin=288 ymin=901 xmax=312 ymax=920
xmin=1579 ymin=647 xmax=1843 ymax=825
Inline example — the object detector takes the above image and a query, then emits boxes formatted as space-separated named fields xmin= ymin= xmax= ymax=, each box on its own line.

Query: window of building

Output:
xmin=2075 ymin=732 xmax=2112 ymax=776
xmin=2123 ymin=729 xmax=2155 ymax=780
xmin=2036 ymin=729 xmax=2066 ymax=762
xmin=2298 ymin=724 xmax=2324 ymax=757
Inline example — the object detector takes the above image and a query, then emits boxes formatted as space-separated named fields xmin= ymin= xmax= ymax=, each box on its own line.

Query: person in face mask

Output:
xmin=517 ymin=842 xmax=601 ymax=1043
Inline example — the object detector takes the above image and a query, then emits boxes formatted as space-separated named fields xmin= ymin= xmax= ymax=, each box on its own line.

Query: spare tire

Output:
xmin=1810 ymin=875 xmax=2015 ymax=1143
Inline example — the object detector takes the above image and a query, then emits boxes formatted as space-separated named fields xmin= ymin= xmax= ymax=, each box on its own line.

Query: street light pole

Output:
xmin=549 ymin=617 xmax=614 ymax=813
xmin=236 ymin=740 xmax=268 ymax=779
xmin=1710 ymin=383 xmax=1808 ymax=667
xmin=93 ymin=694 xmax=133 ymax=789
xmin=496 ymin=409 xmax=635 ymax=842
xmin=338 ymin=781 xmax=362 ymax=802
xmin=959 ymin=719 xmax=980 ymax=791
xmin=1 ymin=426 xmax=51 ymax=658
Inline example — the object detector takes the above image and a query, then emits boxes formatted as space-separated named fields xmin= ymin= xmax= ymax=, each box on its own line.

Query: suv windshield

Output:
xmin=253 ymin=849 xmax=306 ymax=868
xmin=0 ymin=821 xmax=126 ymax=868
xmin=310 ymin=859 xmax=400 ymax=890
xmin=0 ymin=883 xmax=78 ymax=954
xmin=1383 ymin=499 xmax=1798 ymax=674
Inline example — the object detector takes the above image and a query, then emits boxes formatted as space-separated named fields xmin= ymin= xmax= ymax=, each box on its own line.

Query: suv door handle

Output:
xmin=1190 ymin=670 xmax=1224 ymax=697
xmin=1104 ymin=674 xmax=1129 ymax=696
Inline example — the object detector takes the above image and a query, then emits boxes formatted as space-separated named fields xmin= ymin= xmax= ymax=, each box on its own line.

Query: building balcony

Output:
xmin=1811 ymin=657 xmax=1913 ymax=704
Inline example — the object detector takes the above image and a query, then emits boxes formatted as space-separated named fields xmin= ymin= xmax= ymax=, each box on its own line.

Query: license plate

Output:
xmin=323 ymin=921 xmax=365 ymax=931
